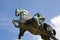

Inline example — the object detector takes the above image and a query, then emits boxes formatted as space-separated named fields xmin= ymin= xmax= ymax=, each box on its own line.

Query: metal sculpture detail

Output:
xmin=12 ymin=8 xmax=58 ymax=40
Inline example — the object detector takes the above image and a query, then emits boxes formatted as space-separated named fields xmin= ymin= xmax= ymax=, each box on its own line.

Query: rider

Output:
xmin=33 ymin=12 xmax=45 ymax=28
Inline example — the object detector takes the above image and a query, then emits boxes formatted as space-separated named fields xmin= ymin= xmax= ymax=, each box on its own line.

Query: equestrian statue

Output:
xmin=12 ymin=8 xmax=58 ymax=40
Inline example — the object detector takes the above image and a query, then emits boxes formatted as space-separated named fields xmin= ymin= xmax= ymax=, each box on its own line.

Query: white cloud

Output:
xmin=50 ymin=15 xmax=60 ymax=40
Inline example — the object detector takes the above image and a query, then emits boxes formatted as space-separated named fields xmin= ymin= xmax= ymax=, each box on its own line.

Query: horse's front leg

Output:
xmin=12 ymin=20 xmax=20 ymax=27
xmin=18 ymin=28 xmax=26 ymax=39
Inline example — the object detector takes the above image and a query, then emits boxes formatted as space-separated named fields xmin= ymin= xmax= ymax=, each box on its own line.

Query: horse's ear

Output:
xmin=15 ymin=8 xmax=19 ymax=16
xmin=15 ymin=9 xmax=17 ymax=16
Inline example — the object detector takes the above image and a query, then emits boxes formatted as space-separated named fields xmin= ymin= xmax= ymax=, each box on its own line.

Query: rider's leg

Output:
xmin=46 ymin=26 xmax=58 ymax=40
xmin=48 ymin=31 xmax=58 ymax=40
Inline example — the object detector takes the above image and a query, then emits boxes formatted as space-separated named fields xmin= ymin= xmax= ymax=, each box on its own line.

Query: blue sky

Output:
xmin=0 ymin=0 xmax=60 ymax=40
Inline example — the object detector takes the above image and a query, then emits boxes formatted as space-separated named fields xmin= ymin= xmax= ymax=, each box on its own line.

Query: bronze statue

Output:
xmin=12 ymin=8 xmax=58 ymax=40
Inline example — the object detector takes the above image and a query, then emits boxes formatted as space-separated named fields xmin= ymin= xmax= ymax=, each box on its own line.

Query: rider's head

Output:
xmin=34 ymin=12 xmax=45 ymax=24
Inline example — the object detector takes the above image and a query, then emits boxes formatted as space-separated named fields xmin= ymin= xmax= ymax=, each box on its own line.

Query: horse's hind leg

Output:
xmin=18 ymin=28 xmax=26 ymax=39
xmin=41 ymin=35 xmax=51 ymax=40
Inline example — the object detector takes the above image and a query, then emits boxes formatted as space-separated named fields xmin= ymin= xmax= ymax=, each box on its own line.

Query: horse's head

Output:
xmin=15 ymin=8 xmax=29 ymax=16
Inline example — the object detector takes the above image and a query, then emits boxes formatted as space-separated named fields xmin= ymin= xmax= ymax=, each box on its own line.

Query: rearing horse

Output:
xmin=12 ymin=8 xmax=58 ymax=40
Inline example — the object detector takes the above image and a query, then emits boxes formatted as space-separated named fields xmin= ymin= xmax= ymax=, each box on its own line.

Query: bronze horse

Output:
xmin=12 ymin=18 xmax=58 ymax=40
xmin=12 ymin=9 xmax=58 ymax=40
